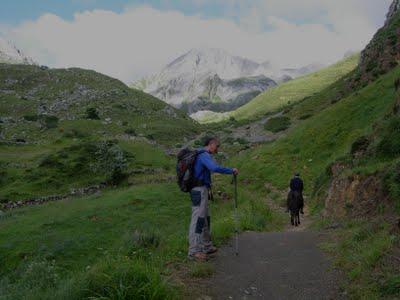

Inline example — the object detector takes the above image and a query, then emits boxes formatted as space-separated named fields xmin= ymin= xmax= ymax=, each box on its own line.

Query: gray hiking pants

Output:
xmin=188 ymin=186 xmax=213 ymax=255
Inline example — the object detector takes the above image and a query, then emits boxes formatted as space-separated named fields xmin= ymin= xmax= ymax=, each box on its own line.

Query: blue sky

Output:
xmin=0 ymin=0 xmax=393 ymax=82
xmin=1 ymin=0 xmax=233 ymax=25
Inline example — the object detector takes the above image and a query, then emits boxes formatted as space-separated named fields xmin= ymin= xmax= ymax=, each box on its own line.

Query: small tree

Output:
xmin=92 ymin=141 xmax=128 ymax=184
xmin=40 ymin=115 xmax=59 ymax=129
xmin=86 ymin=107 xmax=100 ymax=120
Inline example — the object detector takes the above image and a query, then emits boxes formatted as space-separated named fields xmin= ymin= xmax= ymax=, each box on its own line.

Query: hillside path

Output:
xmin=193 ymin=210 xmax=344 ymax=300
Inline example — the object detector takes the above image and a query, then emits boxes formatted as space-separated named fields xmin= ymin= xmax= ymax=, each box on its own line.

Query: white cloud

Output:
xmin=1 ymin=1 xmax=392 ymax=83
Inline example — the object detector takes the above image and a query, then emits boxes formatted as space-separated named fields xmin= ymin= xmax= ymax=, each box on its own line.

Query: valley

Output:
xmin=1 ymin=1 xmax=400 ymax=299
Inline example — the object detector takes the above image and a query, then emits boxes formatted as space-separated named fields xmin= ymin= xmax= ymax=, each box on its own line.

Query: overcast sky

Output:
xmin=0 ymin=0 xmax=393 ymax=83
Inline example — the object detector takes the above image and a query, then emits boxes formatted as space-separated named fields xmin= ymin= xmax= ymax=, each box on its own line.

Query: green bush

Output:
xmin=62 ymin=128 xmax=87 ymax=138
xmin=85 ymin=107 xmax=100 ymax=120
xmin=383 ymin=162 xmax=400 ymax=213
xmin=23 ymin=114 xmax=39 ymax=122
xmin=236 ymin=137 xmax=248 ymax=145
xmin=351 ymin=136 xmax=370 ymax=155
xmin=40 ymin=115 xmax=59 ymax=129
xmin=92 ymin=141 xmax=128 ymax=184
xmin=39 ymin=154 xmax=64 ymax=168
xmin=223 ymin=136 xmax=235 ymax=144
xmin=298 ymin=113 xmax=312 ymax=120
xmin=264 ymin=116 xmax=291 ymax=132
xmin=124 ymin=128 xmax=136 ymax=135
xmin=193 ymin=139 xmax=203 ymax=147
xmin=376 ymin=117 xmax=400 ymax=157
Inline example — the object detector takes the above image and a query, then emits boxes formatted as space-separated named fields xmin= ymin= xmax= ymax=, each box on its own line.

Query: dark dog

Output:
xmin=287 ymin=190 xmax=302 ymax=226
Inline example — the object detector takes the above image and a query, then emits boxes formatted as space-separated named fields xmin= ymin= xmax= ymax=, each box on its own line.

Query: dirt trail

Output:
xmin=192 ymin=191 xmax=345 ymax=300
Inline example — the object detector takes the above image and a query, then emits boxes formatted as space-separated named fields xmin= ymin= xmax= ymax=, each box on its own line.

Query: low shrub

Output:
xmin=264 ymin=116 xmax=291 ymax=133
xmin=383 ymin=162 xmax=400 ymax=213
xmin=351 ymin=136 xmax=370 ymax=155
xmin=40 ymin=115 xmax=59 ymax=129
xmin=62 ymin=129 xmax=87 ymax=138
xmin=85 ymin=107 xmax=100 ymax=120
xmin=376 ymin=117 xmax=400 ymax=157
xmin=124 ymin=128 xmax=136 ymax=135
xmin=23 ymin=114 xmax=39 ymax=122
xmin=299 ymin=113 xmax=312 ymax=120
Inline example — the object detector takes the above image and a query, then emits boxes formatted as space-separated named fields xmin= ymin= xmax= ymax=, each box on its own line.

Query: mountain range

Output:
xmin=132 ymin=48 xmax=323 ymax=114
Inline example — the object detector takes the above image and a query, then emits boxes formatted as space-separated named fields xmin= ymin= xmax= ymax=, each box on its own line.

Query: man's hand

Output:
xmin=232 ymin=168 xmax=239 ymax=175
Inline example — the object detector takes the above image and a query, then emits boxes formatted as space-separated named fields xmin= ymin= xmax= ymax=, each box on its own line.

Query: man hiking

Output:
xmin=188 ymin=137 xmax=239 ymax=261
xmin=289 ymin=172 xmax=304 ymax=214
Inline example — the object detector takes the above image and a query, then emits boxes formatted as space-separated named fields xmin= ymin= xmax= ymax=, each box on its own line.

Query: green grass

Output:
xmin=0 ymin=64 xmax=200 ymax=146
xmin=0 ymin=180 xmax=284 ymax=299
xmin=232 ymin=54 xmax=359 ymax=121
xmin=0 ymin=63 xmax=202 ymax=202
xmin=189 ymin=262 xmax=214 ymax=278
xmin=0 ymin=138 xmax=172 ymax=202
xmin=195 ymin=54 xmax=359 ymax=123
xmin=320 ymin=219 xmax=398 ymax=299
xmin=230 ymin=66 xmax=400 ymax=194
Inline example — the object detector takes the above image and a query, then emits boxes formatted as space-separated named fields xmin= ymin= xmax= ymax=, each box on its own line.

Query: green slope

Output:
xmin=0 ymin=64 xmax=201 ymax=202
xmin=196 ymin=54 xmax=359 ymax=123
xmin=0 ymin=181 xmax=283 ymax=299
xmin=0 ymin=64 xmax=199 ymax=146
xmin=231 ymin=65 xmax=399 ymax=191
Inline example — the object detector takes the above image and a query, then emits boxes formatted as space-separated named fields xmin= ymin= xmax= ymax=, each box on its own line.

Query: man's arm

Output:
xmin=200 ymin=153 xmax=233 ymax=174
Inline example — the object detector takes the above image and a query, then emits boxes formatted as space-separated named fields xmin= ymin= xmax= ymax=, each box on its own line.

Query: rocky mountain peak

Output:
xmin=0 ymin=37 xmax=35 ymax=65
xmin=386 ymin=0 xmax=400 ymax=25
xmin=348 ymin=0 xmax=400 ymax=89
xmin=132 ymin=47 xmax=323 ymax=115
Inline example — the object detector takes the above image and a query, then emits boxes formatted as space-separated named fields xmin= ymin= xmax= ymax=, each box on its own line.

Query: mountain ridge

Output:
xmin=132 ymin=47 xmax=323 ymax=114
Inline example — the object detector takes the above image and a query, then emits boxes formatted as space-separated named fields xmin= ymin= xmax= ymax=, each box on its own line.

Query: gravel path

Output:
xmin=193 ymin=209 xmax=345 ymax=300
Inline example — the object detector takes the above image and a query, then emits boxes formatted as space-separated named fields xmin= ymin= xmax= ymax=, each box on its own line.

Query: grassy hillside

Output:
xmin=231 ymin=66 xmax=399 ymax=189
xmin=0 ymin=64 xmax=202 ymax=203
xmin=195 ymin=54 xmax=359 ymax=123
xmin=0 ymin=64 xmax=199 ymax=145
xmin=0 ymin=181 xmax=284 ymax=299
xmin=225 ymin=66 xmax=400 ymax=299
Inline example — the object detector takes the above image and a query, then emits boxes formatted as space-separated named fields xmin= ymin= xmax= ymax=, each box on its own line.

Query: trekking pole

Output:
xmin=232 ymin=174 xmax=239 ymax=256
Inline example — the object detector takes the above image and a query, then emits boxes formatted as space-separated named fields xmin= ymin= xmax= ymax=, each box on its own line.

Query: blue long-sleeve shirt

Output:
xmin=194 ymin=149 xmax=233 ymax=187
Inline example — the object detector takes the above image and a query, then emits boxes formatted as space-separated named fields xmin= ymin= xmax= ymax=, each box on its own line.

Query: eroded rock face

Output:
xmin=349 ymin=0 xmax=400 ymax=89
xmin=323 ymin=163 xmax=387 ymax=218
xmin=385 ymin=0 xmax=400 ymax=25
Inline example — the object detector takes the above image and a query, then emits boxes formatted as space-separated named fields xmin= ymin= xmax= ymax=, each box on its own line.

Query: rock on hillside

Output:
xmin=0 ymin=64 xmax=199 ymax=145
xmin=0 ymin=37 xmax=35 ymax=65
xmin=133 ymin=48 xmax=322 ymax=114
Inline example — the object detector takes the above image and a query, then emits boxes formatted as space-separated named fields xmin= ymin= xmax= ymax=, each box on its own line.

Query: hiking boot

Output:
xmin=205 ymin=246 xmax=218 ymax=254
xmin=188 ymin=252 xmax=208 ymax=262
